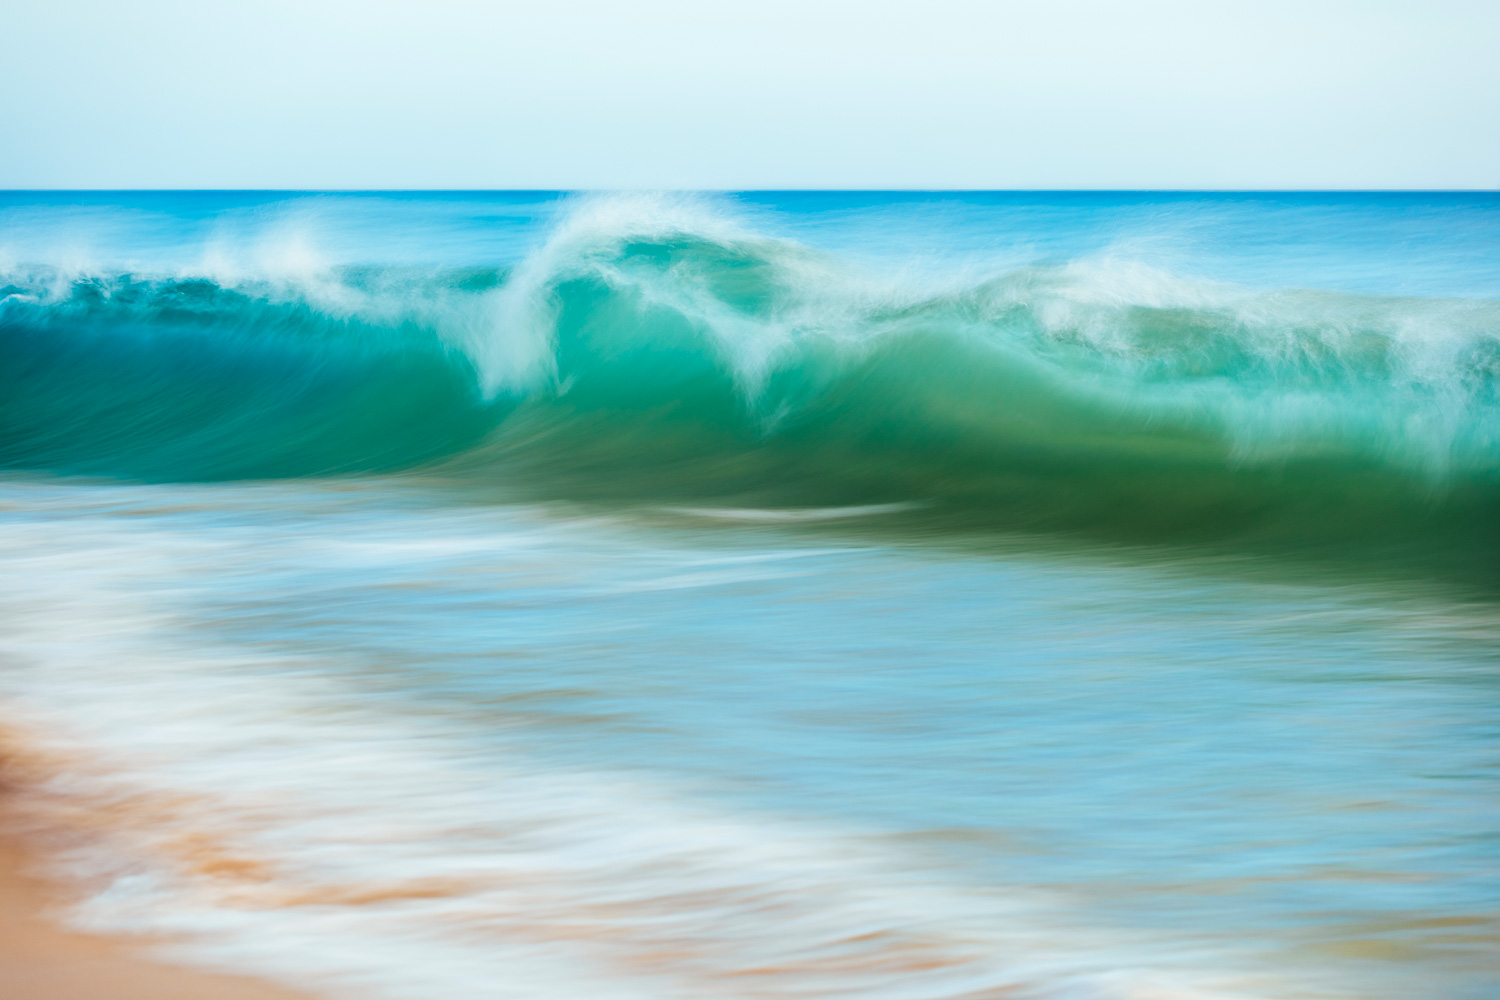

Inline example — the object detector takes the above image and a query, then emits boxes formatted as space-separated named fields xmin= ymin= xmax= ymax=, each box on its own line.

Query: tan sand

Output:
xmin=0 ymin=813 xmax=316 ymax=1000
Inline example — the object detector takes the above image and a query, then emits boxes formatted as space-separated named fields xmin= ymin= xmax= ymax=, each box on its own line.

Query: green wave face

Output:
xmin=3 ymin=204 xmax=1498 ymax=580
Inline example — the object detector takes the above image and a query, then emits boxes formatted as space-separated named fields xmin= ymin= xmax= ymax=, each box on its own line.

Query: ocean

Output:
xmin=1 ymin=190 xmax=1497 ymax=999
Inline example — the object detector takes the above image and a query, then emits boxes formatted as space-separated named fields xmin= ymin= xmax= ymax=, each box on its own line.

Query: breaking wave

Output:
xmin=3 ymin=195 xmax=1497 ymax=574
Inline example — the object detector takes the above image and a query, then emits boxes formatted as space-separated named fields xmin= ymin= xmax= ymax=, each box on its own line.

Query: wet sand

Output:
xmin=0 ymin=813 xmax=314 ymax=1000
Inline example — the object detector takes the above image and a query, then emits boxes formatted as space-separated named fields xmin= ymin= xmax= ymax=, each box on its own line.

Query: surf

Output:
xmin=2 ymin=194 xmax=1496 ymax=580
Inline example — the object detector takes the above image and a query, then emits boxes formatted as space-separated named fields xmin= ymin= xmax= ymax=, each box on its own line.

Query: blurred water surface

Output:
xmin=0 ymin=192 xmax=1497 ymax=999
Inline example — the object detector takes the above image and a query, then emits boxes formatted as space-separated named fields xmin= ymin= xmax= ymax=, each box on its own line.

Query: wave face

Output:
xmin=3 ymin=194 xmax=1498 ymax=574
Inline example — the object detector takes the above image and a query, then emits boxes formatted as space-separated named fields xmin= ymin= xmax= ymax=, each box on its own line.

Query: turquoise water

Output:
xmin=0 ymin=192 xmax=1497 ymax=999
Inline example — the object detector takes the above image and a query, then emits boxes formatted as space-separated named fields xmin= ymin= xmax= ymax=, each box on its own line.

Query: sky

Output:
xmin=2 ymin=0 xmax=1497 ymax=190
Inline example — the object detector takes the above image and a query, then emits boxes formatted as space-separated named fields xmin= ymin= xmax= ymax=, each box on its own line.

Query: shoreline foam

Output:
xmin=0 ymin=771 xmax=317 ymax=1000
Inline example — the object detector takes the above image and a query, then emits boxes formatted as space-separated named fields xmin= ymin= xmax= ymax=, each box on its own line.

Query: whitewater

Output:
xmin=0 ymin=191 xmax=1497 ymax=1000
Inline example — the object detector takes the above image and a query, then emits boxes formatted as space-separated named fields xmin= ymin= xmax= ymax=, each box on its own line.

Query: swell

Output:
xmin=3 ymin=201 xmax=1498 ymax=580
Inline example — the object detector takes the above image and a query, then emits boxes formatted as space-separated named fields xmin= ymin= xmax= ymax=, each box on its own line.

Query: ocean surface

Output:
xmin=0 ymin=191 xmax=1497 ymax=1000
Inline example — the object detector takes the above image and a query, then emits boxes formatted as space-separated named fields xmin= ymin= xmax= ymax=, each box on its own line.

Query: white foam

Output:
xmin=0 ymin=485 xmax=1290 ymax=1000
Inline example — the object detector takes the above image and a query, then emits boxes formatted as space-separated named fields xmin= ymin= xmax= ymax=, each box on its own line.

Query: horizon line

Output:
xmin=3 ymin=188 xmax=1498 ymax=196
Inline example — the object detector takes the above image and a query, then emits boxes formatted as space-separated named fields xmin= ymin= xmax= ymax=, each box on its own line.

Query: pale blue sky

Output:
xmin=3 ymin=0 xmax=1496 ymax=189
